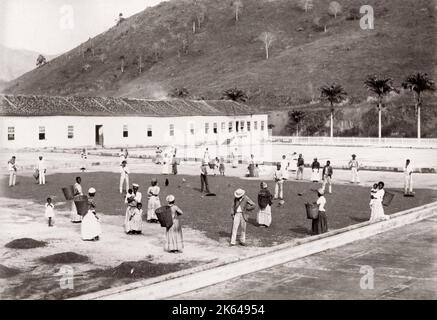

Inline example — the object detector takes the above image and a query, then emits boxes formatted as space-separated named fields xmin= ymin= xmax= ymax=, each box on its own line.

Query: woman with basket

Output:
xmin=312 ymin=188 xmax=328 ymax=235
xmin=164 ymin=195 xmax=184 ymax=253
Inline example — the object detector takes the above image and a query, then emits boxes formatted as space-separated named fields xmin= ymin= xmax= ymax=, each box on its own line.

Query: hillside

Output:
xmin=0 ymin=44 xmax=56 ymax=84
xmin=4 ymin=0 xmax=437 ymax=112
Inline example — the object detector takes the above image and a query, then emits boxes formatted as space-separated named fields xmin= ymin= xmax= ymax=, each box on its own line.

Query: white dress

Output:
xmin=81 ymin=211 xmax=102 ymax=240
xmin=369 ymin=189 xmax=389 ymax=222
xmin=45 ymin=203 xmax=55 ymax=218
xmin=147 ymin=186 xmax=161 ymax=221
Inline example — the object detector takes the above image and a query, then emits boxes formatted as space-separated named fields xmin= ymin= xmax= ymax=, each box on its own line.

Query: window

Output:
xmin=123 ymin=125 xmax=128 ymax=138
xmin=7 ymin=127 xmax=14 ymax=141
xmin=67 ymin=126 xmax=74 ymax=139
xmin=228 ymin=121 xmax=233 ymax=133
xmin=169 ymin=124 xmax=174 ymax=136
xmin=205 ymin=123 xmax=209 ymax=135
xmin=261 ymin=121 xmax=265 ymax=131
xmin=147 ymin=125 xmax=153 ymax=137
xmin=39 ymin=126 xmax=45 ymax=140
xmin=254 ymin=121 xmax=258 ymax=130
xmin=189 ymin=123 xmax=195 ymax=135
xmin=213 ymin=123 xmax=218 ymax=134
xmin=221 ymin=122 xmax=226 ymax=132
xmin=247 ymin=121 xmax=251 ymax=132
xmin=240 ymin=121 xmax=244 ymax=132
xmin=236 ymin=121 xmax=239 ymax=132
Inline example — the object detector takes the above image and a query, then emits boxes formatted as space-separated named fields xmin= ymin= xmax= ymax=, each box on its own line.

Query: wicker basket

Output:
xmin=155 ymin=205 xmax=173 ymax=228
xmin=383 ymin=191 xmax=394 ymax=207
xmin=62 ymin=185 xmax=75 ymax=200
xmin=305 ymin=202 xmax=319 ymax=219
xmin=74 ymin=195 xmax=89 ymax=216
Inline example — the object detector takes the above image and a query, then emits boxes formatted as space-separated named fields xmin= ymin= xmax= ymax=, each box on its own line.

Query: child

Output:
xmin=137 ymin=202 xmax=144 ymax=224
xmin=45 ymin=197 xmax=55 ymax=227
xmin=219 ymin=157 xmax=225 ymax=176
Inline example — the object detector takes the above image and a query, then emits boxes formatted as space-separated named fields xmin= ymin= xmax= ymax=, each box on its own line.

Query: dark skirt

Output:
xmin=312 ymin=211 xmax=328 ymax=235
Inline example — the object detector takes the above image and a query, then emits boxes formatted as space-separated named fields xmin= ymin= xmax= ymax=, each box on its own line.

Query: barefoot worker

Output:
xmin=257 ymin=182 xmax=273 ymax=227
xmin=200 ymin=160 xmax=211 ymax=194
xmin=119 ymin=160 xmax=130 ymax=194
xmin=296 ymin=154 xmax=305 ymax=180
xmin=71 ymin=177 xmax=83 ymax=223
xmin=349 ymin=154 xmax=360 ymax=184
xmin=81 ymin=188 xmax=102 ymax=241
xmin=321 ymin=160 xmax=333 ymax=194
xmin=311 ymin=158 xmax=320 ymax=182
xmin=369 ymin=181 xmax=390 ymax=222
xmin=146 ymin=178 xmax=161 ymax=223
xmin=37 ymin=156 xmax=47 ymax=185
xmin=8 ymin=156 xmax=17 ymax=187
xmin=312 ymin=188 xmax=328 ymax=235
xmin=230 ymin=189 xmax=256 ymax=246
xmin=165 ymin=195 xmax=184 ymax=253
xmin=273 ymin=163 xmax=285 ymax=201
xmin=404 ymin=159 xmax=414 ymax=196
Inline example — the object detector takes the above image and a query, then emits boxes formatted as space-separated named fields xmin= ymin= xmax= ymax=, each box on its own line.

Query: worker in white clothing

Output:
xmin=274 ymin=163 xmax=285 ymax=200
xmin=348 ymin=154 xmax=360 ymax=183
xmin=120 ymin=160 xmax=130 ymax=194
xmin=8 ymin=156 xmax=17 ymax=187
xmin=404 ymin=159 xmax=414 ymax=196
xmin=37 ymin=156 xmax=46 ymax=185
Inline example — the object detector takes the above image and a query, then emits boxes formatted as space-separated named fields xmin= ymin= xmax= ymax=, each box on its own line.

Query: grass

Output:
xmin=1 ymin=172 xmax=436 ymax=247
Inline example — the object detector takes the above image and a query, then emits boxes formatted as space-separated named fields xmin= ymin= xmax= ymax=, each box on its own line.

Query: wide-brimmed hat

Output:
xmin=317 ymin=188 xmax=324 ymax=195
xmin=88 ymin=187 xmax=96 ymax=194
xmin=234 ymin=189 xmax=245 ymax=198
xmin=166 ymin=194 xmax=175 ymax=203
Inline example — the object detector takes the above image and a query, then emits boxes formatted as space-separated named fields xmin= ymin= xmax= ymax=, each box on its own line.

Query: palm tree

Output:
xmin=320 ymin=83 xmax=347 ymax=139
xmin=364 ymin=75 xmax=397 ymax=142
xmin=288 ymin=110 xmax=306 ymax=137
xmin=402 ymin=73 xmax=435 ymax=141
xmin=222 ymin=88 xmax=248 ymax=102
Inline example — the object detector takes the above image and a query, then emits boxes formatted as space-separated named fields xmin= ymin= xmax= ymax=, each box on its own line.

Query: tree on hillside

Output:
xmin=222 ymin=88 xmax=248 ymax=102
xmin=232 ymin=0 xmax=243 ymax=22
xmin=170 ymin=87 xmax=190 ymax=98
xmin=36 ymin=54 xmax=47 ymax=67
xmin=258 ymin=32 xmax=276 ymax=60
xmin=402 ymin=73 xmax=435 ymax=141
xmin=119 ymin=55 xmax=125 ymax=73
xmin=320 ymin=83 xmax=347 ymax=139
xmin=364 ymin=75 xmax=398 ymax=142
xmin=287 ymin=110 xmax=306 ymax=137
xmin=328 ymin=1 xmax=342 ymax=18
xmin=298 ymin=0 xmax=314 ymax=13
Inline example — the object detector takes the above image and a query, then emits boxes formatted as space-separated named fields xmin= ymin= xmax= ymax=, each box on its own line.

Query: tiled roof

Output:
xmin=0 ymin=94 xmax=262 ymax=117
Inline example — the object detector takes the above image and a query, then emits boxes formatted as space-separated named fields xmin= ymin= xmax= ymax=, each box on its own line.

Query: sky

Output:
xmin=0 ymin=0 xmax=165 ymax=55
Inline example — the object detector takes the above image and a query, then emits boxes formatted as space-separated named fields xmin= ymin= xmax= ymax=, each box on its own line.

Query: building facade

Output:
xmin=0 ymin=95 xmax=269 ymax=150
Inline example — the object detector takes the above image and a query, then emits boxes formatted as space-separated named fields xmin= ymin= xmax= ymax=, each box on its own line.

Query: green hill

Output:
xmin=4 ymin=0 xmax=437 ymax=135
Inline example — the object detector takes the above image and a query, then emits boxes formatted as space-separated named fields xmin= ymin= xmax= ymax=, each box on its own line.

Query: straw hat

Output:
xmin=234 ymin=189 xmax=245 ymax=198
xmin=166 ymin=194 xmax=175 ymax=203
xmin=88 ymin=187 xmax=96 ymax=194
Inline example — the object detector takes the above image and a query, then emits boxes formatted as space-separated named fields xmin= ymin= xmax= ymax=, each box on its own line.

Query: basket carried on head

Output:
xmin=382 ymin=191 xmax=394 ymax=207
xmin=305 ymin=202 xmax=319 ymax=220
xmin=74 ymin=195 xmax=89 ymax=216
xmin=155 ymin=205 xmax=173 ymax=228
xmin=62 ymin=185 xmax=75 ymax=200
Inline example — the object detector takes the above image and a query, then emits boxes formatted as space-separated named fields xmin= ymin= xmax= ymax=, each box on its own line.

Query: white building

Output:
xmin=0 ymin=95 xmax=269 ymax=155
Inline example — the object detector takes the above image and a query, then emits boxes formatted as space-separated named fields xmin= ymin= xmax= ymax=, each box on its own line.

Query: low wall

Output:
xmin=72 ymin=201 xmax=437 ymax=300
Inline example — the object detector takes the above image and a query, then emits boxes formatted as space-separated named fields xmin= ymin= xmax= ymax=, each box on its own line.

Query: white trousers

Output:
xmin=274 ymin=181 xmax=284 ymax=199
xmin=322 ymin=176 xmax=332 ymax=193
xmin=9 ymin=171 xmax=16 ymax=186
xmin=120 ymin=174 xmax=129 ymax=193
xmin=351 ymin=167 xmax=360 ymax=183
xmin=39 ymin=171 xmax=46 ymax=185
xmin=230 ymin=212 xmax=246 ymax=245
xmin=404 ymin=174 xmax=413 ymax=193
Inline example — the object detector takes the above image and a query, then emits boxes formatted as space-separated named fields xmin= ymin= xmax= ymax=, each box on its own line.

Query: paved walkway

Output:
xmin=172 ymin=217 xmax=437 ymax=300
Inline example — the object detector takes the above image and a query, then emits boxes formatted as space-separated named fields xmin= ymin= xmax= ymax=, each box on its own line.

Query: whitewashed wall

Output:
xmin=0 ymin=114 xmax=269 ymax=149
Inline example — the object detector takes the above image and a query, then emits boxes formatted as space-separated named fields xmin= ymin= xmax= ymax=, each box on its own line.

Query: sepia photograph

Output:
xmin=0 ymin=0 xmax=436 ymax=307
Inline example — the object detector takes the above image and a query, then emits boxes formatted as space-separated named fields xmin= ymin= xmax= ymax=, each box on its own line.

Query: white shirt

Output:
xmin=134 ymin=191 xmax=142 ymax=203
xmin=317 ymin=196 xmax=326 ymax=212
xmin=274 ymin=169 xmax=284 ymax=181
xmin=45 ymin=203 xmax=55 ymax=218
xmin=8 ymin=162 xmax=16 ymax=171
xmin=37 ymin=159 xmax=46 ymax=171
xmin=374 ymin=189 xmax=385 ymax=203
xmin=74 ymin=183 xmax=83 ymax=196
xmin=120 ymin=165 xmax=129 ymax=177
xmin=404 ymin=164 xmax=413 ymax=176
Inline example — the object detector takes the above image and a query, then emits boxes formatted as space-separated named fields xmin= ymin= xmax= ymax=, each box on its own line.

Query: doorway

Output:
xmin=95 ymin=125 xmax=104 ymax=146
